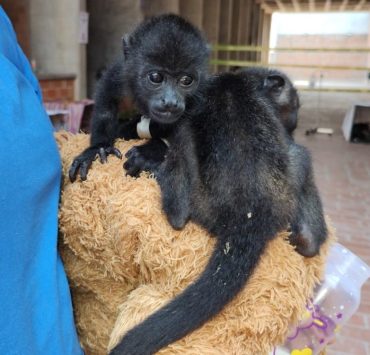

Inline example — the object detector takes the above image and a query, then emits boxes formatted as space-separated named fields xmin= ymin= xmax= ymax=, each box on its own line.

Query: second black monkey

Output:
xmin=241 ymin=67 xmax=327 ymax=257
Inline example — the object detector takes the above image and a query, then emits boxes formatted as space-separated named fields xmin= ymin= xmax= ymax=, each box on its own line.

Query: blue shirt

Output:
xmin=0 ymin=7 xmax=83 ymax=355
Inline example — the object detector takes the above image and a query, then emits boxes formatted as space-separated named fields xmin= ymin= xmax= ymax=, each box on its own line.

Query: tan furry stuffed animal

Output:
xmin=56 ymin=132 xmax=333 ymax=355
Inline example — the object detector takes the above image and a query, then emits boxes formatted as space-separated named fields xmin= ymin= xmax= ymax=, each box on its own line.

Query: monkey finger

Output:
xmin=98 ymin=147 xmax=108 ymax=163
xmin=79 ymin=160 xmax=93 ymax=181
xmin=108 ymin=147 xmax=122 ymax=159
xmin=125 ymin=147 xmax=137 ymax=159
xmin=123 ymin=159 xmax=134 ymax=173
xmin=69 ymin=160 xmax=81 ymax=182
xmin=125 ymin=168 xmax=141 ymax=177
xmin=123 ymin=160 xmax=141 ymax=177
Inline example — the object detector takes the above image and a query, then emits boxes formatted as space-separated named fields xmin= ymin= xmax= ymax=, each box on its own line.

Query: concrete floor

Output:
xmin=295 ymin=92 xmax=370 ymax=355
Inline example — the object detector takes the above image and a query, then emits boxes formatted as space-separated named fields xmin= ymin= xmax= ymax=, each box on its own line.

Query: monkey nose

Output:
xmin=159 ymin=99 xmax=184 ymax=114
xmin=162 ymin=99 xmax=178 ymax=110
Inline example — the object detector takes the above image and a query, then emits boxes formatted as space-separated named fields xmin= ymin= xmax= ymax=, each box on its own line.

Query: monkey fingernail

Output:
xmin=99 ymin=148 xmax=107 ymax=163
xmin=125 ymin=150 xmax=135 ymax=159
xmin=114 ymin=149 xmax=122 ymax=159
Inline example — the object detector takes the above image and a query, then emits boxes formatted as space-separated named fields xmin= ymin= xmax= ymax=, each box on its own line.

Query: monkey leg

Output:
xmin=289 ymin=203 xmax=327 ymax=258
xmin=289 ymin=222 xmax=319 ymax=258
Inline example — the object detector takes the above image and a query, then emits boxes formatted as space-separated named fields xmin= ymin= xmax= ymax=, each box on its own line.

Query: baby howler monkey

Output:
xmin=69 ymin=14 xmax=209 ymax=182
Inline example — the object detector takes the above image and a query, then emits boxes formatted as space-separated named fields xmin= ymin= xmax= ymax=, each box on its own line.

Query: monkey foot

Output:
xmin=69 ymin=145 xmax=122 ymax=182
xmin=288 ymin=224 xmax=321 ymax=258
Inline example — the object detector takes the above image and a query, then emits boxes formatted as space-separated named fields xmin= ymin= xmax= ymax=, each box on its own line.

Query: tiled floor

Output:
xmin=295 ymin=92 xmax=370 ymax=355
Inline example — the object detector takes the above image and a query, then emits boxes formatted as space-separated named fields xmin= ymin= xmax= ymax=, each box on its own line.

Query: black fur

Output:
xmin=125 ymin=68 xmax=327 ymax=257
xmin=111 ymin=71 xmax=307 ymax=354
xmin=287 ymin=142 xmax=327 ymax=256
xmin=69 ymin=14 xmax=209 ymax=182
xmin=242 ymin=67 xmax=327 ymax=257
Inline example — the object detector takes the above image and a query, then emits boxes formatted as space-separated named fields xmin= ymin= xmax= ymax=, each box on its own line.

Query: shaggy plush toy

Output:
xmin=56 ymin=132 xmax=334 ymax=355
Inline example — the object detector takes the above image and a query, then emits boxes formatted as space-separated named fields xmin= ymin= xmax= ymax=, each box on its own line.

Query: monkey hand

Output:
xmin=123 ymin=139 xmax=167 ymax=177
xmin=69 ymin=145 xmax=122 ymax=182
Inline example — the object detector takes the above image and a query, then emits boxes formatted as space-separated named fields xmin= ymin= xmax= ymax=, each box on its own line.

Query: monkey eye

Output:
xmin=179 ymin=75 xmax=193 ymax=87
xmin=148 ymin=72 xmax=164 ymax=84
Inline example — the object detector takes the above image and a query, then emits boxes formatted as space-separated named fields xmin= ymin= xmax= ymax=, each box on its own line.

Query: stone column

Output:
xmin=30 ymin=0 xmax=88 ymax=99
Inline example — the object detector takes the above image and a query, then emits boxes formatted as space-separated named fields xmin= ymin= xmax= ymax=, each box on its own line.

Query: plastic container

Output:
xmin=274 ymin=243 xmax=370 ymax=355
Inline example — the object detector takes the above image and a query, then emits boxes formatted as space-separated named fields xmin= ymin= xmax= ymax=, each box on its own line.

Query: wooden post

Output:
xmin=237 ymin=0 xmax=248 ymax=61
xmin=250 ymin=2 xmax=260 ymax=62
xmin=230 ymin=0 xmax=241 ymax=64
xmin=257 ymin=8 xmax=264 ymax=63
xmin=261 ymin=13 xmax=272 ymax=65
xmin=141 ymin=0 xmax=179 ymax=18
xmin=218 ymin=0 xmax=234 ymax=71
xmin=179 ymin=0 xmax=203 ymax=28
xmin=203 ymin=0 xmax=221 ymax=72
xmin=245 ymin=0 xmax=253 ymax=62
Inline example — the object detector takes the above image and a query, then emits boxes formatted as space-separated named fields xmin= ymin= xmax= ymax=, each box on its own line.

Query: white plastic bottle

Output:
xmin=274 ymin=243 xmax=370 ymax=355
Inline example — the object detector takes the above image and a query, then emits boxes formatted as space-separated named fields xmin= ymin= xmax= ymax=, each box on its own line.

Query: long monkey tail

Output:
xmin=110 ymin=234 xmax=267 ymax=355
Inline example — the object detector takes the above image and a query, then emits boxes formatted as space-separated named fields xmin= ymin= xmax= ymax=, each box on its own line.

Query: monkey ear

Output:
xmin=122 ymin=34 xmax=131 ymax=59
xmin=264 ymin=75 xmax=285 ymax=90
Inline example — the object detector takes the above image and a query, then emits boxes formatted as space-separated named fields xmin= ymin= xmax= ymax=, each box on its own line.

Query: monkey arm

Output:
xmin=157 ymin=158 xmax=192 ymax=230
xmin=124 ymin=121 xmax=195 ymax=229
xmin=69 ymin=62 xmax=125 ymax=182
xmin=123 ymin=120 xmax=196 ymax=229
xmin=90 ymin=62 xmax=126 ymax=145
xmin=124 ymin=137 xmax=192 ymax=230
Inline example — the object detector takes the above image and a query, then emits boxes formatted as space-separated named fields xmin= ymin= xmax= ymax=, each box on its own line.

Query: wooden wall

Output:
xmin=141 ymin=0 xmax=272 ymax=71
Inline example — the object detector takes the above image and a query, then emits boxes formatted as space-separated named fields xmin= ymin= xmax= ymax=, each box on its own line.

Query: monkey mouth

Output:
xmin=150 ymin=110 xmax=183 ymax=124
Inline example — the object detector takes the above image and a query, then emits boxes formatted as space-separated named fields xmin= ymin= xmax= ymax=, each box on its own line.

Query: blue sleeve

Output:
xmin=0 ymin=7 xmax=83 ymax=355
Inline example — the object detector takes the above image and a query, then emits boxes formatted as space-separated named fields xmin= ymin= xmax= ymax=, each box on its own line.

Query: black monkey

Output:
xmin=69 ymin=14 xmax=209 ymax=182
xmin=111 ymin=71 xmax=326 ymax=354
xmin=124 ymin=67 xmax=327 ymax=257
xmin=243 ymin=67 xmax=327 ymax=257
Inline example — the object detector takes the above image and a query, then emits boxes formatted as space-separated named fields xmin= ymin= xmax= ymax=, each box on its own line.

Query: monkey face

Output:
xmin=135 ymin=69 xmax=200 ymax=124
xmin=123 ymin=14 xmax=209 ymax=124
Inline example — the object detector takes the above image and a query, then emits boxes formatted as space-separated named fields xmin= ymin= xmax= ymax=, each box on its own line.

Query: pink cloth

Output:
xmin=44 ymin=99 xmax=94 ymax=133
